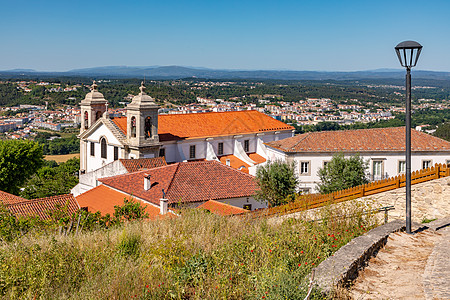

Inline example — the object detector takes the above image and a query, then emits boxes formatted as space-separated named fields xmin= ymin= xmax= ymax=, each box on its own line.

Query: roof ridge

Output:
xmin=165 ymin=163 xmax=181 ymax=195
xmin=9 ymin=194 xmax=75 ymax=207
xmin=291 ymin=132 xmax=312 ymax=149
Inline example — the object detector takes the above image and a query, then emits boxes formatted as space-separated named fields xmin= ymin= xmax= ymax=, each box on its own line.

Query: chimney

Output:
xmin=160 ymin=198 xmax=168 ymax=215
xmin=226 ymin=159 xmax=231 ymax=166
xmin=144 ymin=174 xmax=151 ymax=190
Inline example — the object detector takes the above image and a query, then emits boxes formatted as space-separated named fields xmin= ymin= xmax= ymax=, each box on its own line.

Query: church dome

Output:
xmin=81 ymin=81 xmax=107 ymax=104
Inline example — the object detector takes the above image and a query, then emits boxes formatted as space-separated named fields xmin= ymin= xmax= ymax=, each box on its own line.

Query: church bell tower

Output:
xmin=80 ymin=81 xmax=107 ymax=134
xmin=126 ymin=82 xmax=161 ymax=158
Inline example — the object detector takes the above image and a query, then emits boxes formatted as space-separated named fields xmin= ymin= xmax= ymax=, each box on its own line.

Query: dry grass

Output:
xmin=44 ymin=153 xmax=80 ymax=163
xmin=0 ymin=204 xmax=379 ymax=299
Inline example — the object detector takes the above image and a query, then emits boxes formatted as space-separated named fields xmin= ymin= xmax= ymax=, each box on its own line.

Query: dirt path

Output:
xmin=350 ymin=229 xmax=442 ymax=300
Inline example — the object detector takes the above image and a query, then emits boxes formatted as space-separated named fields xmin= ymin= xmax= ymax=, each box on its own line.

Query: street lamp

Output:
xmin=395 ymin=40 xmax=422 ymax=234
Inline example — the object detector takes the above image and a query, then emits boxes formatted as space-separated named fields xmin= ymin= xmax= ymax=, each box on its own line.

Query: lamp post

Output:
xmin=395 ymin=40 xmax=422 ymax=234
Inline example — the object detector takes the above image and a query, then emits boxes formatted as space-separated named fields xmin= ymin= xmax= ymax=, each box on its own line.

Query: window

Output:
xmin=422 ymin=160 xmax=432 ymax=169
xmin=90 ymin=142 xmax=95 ymax=156
xmin=96 ymin=111 xmax=102 ymax=121
xmin=144 ymin=116 xmax=151 ymax=139
xmin=100 ymin=137 xmax=107 ymax=159
xmin=398 ymin=160 xmax=406 ymax=173
xmin=189 ymin=145 xmax=196 ymax=159
xmin=130 ymin=116 xmax=136 ymax=138
xmin=243 ymin=204 xmax=252 ymax=210
xmin=300 ymin=161 xmax=310 ymax=175
xmin=372 ymin=160 xmax=383 ymax=179
xmin=159 ymin=148 xmax=165 ymax=157
xmin=84 ymin=111 xmax=89 ymax=129
xmin=218 ymin=142 xmax=224 ymax=156
xmin=114 ymin=146 xmax=118 ymax=161
xmin=244 ymin=140 xmax=249 ymax=152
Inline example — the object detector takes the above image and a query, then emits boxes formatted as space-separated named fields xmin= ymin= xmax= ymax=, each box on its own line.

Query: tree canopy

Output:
xmin=317 ymin=152 xmax=369 ymax=194
xmin=0 ymin=140 xmax=44 ymax=194
xmin=255 ymin=160 xmax=298 ymax=207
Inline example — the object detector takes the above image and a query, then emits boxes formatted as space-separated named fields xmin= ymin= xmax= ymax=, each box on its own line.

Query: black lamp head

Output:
xmin=395 ymin=41 xmax=422 ymax=68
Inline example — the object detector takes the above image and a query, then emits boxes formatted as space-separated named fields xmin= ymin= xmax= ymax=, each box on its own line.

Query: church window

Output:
xmin=159 ymin=148 xmax=165 ymax=157
xmin=189 ymin=145 xmax=196 ymax=159
xmin=84 ymin=111 xmax=89 ymax=129
xmin=244 ymin=140 xmax=249 ymax=152
xmin=131 ymin=117 xmax=136 ymax=138
xmin=145 ymin=116 xmax=152 ymax=139
xmin=96 ymin=111 xmax=102 ymax=121
xmin=114 ymin=146 xmax=119 ymax=161
xmin=218 ymin=142 xmax=224 ymax=155
xmin=100 ymin=137 xmax=107 ymax=159
xmin=90 ymin=142 xmax=95 ymax=156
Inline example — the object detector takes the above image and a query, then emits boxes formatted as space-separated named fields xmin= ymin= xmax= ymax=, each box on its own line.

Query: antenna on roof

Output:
xmin=162 ymin=189 xmax=166 ymax=198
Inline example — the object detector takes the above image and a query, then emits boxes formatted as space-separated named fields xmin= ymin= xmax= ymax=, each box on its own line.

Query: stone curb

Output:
xmin=312 ymin=219 xmax=405 ymax=295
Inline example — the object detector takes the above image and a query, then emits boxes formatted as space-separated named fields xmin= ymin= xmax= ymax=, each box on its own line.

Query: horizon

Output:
xmin=1 ymin=0 xmax=450 ymax=72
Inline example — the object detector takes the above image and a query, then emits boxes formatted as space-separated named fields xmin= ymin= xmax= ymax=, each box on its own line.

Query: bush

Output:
xmin=255 ymin=160 xmax=298 ymax=207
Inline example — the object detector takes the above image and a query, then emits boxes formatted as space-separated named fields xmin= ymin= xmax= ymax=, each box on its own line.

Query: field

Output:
xmin=44 ymin=153 xmax=80 ymax=163
xmin=0 ymin=203 xmax=378 ymax=299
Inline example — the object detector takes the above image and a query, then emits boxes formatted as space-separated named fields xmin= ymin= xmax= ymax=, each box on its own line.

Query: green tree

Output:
xmin=20 ymin=158 xmax=79 ymax=199
xmin=113 ymin=197 xmax=149 ymax=222
xmin=434 ymin=122 xmax=450 ymax=142
xmin=0 ymin=140 xmax=44 ymax=194
xmin=255 ymin=160 xmax=298 ymax=207
xmin=317 ymin=152 xmax=369 ymax=194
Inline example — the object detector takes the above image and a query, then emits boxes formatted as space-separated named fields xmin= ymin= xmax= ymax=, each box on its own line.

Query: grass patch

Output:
xmin=0 ymin=204 xmax=378 ymax=299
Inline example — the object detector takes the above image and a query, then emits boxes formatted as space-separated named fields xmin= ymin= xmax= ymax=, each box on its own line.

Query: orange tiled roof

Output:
xmin=119 ymin=157 xmax=167 ymax=173
xmin=112 ymin=111 xmax=294 ymax=141
xmin=197 ymin=200 xmax=249 ymax=216
xmin=99 ymin=161 xmax=258 ymax=205
xmin=76 ymin=185 xmax=171 ymax=219
xmin=0 ymin=190 xmax=28 ymax=206
xmin=7 ymin=194 xmax=79 ymax=220
xmin=248 ymin=153 xmax=267 ymax=164
xmin=266 ymin=127 xmax=450 ymax=153
xmin=219 ymin=155 xmax=250 ymax=173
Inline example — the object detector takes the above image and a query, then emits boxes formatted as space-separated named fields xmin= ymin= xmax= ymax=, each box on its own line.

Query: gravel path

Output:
xmin=350 ymin=219 xmax=450 ymax=300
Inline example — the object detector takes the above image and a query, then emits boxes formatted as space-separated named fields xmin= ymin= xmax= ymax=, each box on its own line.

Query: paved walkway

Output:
xmin=350 ymin=218 xmax=450 ymax=300
xmin=422 ymin=218 xmax=450 ymax=300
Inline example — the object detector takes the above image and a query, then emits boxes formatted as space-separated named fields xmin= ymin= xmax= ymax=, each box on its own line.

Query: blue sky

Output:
xmin=1 ymin=0 xmax=449 ymax=72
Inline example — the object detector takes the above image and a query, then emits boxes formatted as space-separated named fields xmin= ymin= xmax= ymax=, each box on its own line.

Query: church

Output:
xmin=73 ymin=81 xmax=295 ymax=196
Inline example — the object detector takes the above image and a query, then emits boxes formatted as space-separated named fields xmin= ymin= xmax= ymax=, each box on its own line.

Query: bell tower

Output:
xmin=80 ymin=81 xmax=108 ymax=134
xmin=126 ymin=82 xmax=161 ymax=158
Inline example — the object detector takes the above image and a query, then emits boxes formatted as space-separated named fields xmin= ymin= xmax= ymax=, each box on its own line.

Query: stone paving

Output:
xmin=349 ymin=217 xmax=450 ymax=300
xmin=423 ymin=218 xmax=450 ymax=300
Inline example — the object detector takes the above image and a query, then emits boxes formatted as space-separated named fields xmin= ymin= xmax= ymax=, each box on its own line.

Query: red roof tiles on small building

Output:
xmin=112 ymin=111 xmax=294 ymax=141
xmin=197 ymin=200 xmax=249 ymax=216
xmin=7 ymin=194 xmax=79 ymax=220
xmin=119 ymin=157 xmax=167 ymax=173
xmin=218 ymin=155 xmax=250 ymax=173
xmin=99 ymin=161 xmax=258 ymax=206
xmin=0 ymin=190 xmax=28 ymax=206
xmin=76 ymin=185 xmax=170 ymax=219
xmin=265 ymin=127 xmax=450 ymax=153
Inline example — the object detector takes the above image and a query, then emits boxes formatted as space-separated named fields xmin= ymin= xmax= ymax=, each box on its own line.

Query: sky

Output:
xmin=1 ymin=0 xmax=450 ymax=72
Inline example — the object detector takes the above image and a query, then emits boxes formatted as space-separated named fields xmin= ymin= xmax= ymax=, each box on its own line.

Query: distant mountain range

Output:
xmin=2 ymin=65 xmax=450 ymax=81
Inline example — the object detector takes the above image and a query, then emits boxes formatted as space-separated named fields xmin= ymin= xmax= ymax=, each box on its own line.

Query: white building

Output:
xmin=73 ymin=81 xmax=294 ymax=196
xmin=265 ymin=127 xmax=450 ymax=192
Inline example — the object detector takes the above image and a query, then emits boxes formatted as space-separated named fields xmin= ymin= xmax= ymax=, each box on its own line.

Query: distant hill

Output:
xmin=2 ymin=65 xmax=450 ymax=81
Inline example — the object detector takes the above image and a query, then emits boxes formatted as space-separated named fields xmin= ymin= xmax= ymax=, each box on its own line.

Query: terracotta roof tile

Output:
xmin=99 ymin=161 xmax=258 ymax=205
xmin=248 ymin=153 xmax=267 ymax=164
xmin=197 ymin=200 xmax=249 ymax=216
xmin=76 ymin=185 xmax=171 ymax=219
xmin=266 ymin=127 xmax=450 ymax=153
xmin=7 ymin=194 xmax=79 ymax=220
xmin=218 ymin=155 xmax=250 ymax=173
xmin=119 ymin=157 xmax=167 ymax=173
xmin=0 ymin=190 xmax=28 ymax=206
xmin=112 ymin=111 xmax=294 ymax=141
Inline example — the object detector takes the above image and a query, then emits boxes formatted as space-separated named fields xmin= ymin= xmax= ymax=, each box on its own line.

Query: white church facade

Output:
xmin=73 ymin=82 xmax=295 ymax=196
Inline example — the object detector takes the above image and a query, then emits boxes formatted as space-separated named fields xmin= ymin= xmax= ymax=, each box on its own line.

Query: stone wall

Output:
xmin=270 ymin=176 xmax=450 ymax=224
